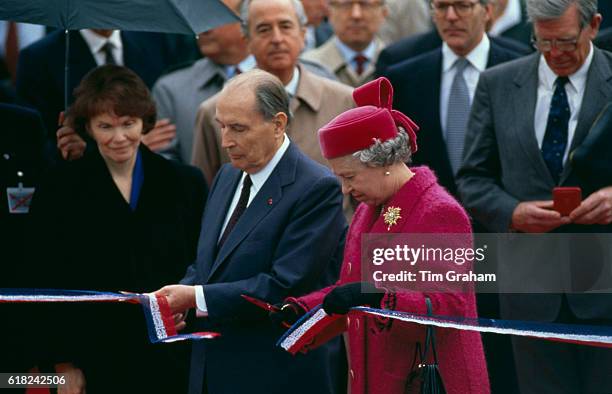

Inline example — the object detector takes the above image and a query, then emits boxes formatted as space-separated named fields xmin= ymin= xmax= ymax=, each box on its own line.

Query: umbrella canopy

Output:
xmin=0 ymin=0 xmax=239 ymax=110
xmin=0 ymin=0 xmax=238 ymax=35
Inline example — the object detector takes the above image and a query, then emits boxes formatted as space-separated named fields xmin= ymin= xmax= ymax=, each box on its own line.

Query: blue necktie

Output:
xmin=541 ymin=77 xmax=570 ymax=184
xmin=446 ymin=57 xmax=470 ymax=175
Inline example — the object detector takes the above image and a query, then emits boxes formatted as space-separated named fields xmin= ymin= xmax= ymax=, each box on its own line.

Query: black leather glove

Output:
xmin=322 ymin=282 xmax=385 ymax=315
xmin=269 ymin=302 xmax=305 ymax=328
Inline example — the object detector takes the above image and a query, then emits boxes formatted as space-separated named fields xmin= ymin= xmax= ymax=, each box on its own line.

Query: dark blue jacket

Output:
xmin=181 ymin=142 xmax=348 ymax=394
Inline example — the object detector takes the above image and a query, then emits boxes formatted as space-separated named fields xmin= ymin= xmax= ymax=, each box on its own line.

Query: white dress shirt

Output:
xmin=285 ymin=66 xmax=300 ymax=97
xmin=334 ymin=36 xmax=377 ymax=74
xmin=534 ymin=43 xmax=593 ymax=164
xmin=0 ymin=22 xmax=45 ymax=54
xmin=304 ymin=25 xmax=317 ymax=52
xmin=440 ymin=34 xmax=490 ymax=136
xmin=195 ymin=136 xmax=291 ymax=315
xmin=489 ymin=0 xmax=522 ymax=36
xmin=223 ymin=54 xmax=256 ymax=80
xmin=79 ymin=29 xmax=123 ymax=66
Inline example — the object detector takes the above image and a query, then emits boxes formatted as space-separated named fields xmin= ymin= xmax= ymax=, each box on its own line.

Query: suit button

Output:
xmin=350 ymin=369 xmax=355 ymax=379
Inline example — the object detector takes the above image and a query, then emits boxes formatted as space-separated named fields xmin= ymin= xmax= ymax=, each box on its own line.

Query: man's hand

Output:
xmin=570 ymin=186 xmax=612 ymax=225
xmin=56 ymin=112 xmax=86 ymax=161
xmin=510 ymin=200 xmax=571 ymax=233
xmin=142 ymin=118 xmax=176 ymax=151
xmin=55 ymin=362 xmax=86 ymax=394
xmin=153 ymin=285 xmax=196 ymax=314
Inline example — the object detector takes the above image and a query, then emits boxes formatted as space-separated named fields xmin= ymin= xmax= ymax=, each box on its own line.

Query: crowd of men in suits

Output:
xmin=2 ymin=0 xmax=612 ymax=393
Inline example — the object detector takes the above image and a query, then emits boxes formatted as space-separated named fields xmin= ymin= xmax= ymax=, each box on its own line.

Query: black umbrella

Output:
xmin=0 ymin=0 xmax=239 ymax=107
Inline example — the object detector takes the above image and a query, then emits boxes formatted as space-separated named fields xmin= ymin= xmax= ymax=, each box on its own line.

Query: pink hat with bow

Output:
xmin=318 ymin=77 xmax=419 ymax=159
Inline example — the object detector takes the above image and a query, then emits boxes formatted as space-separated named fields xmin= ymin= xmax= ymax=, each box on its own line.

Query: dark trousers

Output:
xmin=512 ymin=297 xmax=612 ymax=394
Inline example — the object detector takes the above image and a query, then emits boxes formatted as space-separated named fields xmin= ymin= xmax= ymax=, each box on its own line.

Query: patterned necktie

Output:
xmin=218 ymin=174 xmax=253 ymax=249
xmin=101 ymin=42 xmax=116 ymax=65
xmin=446 ymin=57 xmax=470 ymax=175
xmin=541 ymin=77 xmax=570 ymax=184
xmin=353 ymin=54 xmax=368 ymax=76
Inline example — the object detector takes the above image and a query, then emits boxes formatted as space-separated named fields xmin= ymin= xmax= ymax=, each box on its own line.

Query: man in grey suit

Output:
xmin=457 ymin=0 xmax=612 ymax=392
xmin=152 ymin=0 xmax=254 ymax=164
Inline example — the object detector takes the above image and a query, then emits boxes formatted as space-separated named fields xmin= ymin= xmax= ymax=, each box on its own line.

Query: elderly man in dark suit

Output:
xmin=457 ymin=1 xmax=612 ymax=392
xmin=383 ymin=0 xmax=521 ymax=196
xmin=375 ymin=0 xmax=532 ymax=77
xmin=155 ymin=69 xmax=347 ymax=394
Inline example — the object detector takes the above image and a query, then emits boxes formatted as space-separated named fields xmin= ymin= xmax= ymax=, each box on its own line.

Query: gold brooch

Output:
xmin=382 ymin=206 xmax=402 ymax=231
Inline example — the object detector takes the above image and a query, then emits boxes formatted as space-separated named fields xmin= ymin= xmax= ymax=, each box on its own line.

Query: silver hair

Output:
xmin=225 ymin=69 xmax=293 ymax=126
xmin=241 ymin=0 xmax=308 ymax=37
xmin=526 ymin=0 xmax=598 ymax=27
xmin=353 ymin=127 xmax=412 ymax=167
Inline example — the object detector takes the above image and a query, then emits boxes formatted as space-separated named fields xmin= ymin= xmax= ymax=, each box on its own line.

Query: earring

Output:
xmin=385 ymin=171 xmax=391 ymax=176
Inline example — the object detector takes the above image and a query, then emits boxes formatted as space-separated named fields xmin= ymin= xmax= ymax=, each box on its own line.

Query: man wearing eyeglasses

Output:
xmin=458 ymin=1 xmax=612 ymax=393
xmin=383 ymin=3 xmax=525 ymax=393
xmin=383 ymin=0 xmax=520 ymax=197
xmin=301 ymin=0 xmax=388 ymax=87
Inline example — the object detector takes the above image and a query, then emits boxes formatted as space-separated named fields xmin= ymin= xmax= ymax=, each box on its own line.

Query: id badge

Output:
xmin=6 ymin=185 xmax=35 ymax=214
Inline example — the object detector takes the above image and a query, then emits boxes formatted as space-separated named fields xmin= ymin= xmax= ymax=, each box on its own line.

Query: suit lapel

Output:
xmin=207 ymin=145 xmax=297 ymax=281
xmin=562 ymin=48 xmax=612 ymax=183
xmin=121 ymin=33 xmax=151 ymax=86
xmin=418 ymin=50 xmax=453 ymax=186
xmin=511 ymin=54 xmax=555 ymax=184
xmin=199 ymin=168 xmax=241 ymax=281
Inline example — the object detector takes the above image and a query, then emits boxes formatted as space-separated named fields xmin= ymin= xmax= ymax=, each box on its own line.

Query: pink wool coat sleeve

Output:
xmin=292 ymin=167 xmax=490 ymax=394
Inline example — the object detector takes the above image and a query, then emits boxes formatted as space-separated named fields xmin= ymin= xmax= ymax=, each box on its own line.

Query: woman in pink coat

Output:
xmin=271 ymin=78 xmax=490 ymax=394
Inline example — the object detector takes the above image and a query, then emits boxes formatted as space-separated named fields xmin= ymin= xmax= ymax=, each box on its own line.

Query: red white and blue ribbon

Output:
xmin=0 ymin=289 xmax=219 ymax=343
xmin=278 ymin=305 xmax=612 ymax=354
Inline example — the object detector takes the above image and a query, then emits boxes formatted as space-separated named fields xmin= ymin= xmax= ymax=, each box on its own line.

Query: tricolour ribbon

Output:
xmin=278 ymin=305 xmax=612 ymax=355
xmin=0 ymin=289 xmax=219 ymax=343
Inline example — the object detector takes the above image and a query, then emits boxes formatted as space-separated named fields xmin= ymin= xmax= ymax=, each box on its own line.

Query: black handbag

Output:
xmin=405 ymin=297 xmax=446 ymax=394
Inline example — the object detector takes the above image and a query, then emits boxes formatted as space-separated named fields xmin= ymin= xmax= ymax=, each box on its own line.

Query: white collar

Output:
xmin=79 ymin=29 xmax=122 ymax=54
xmin=442 ymin=34 xmax=490 ymax=73
xmin=333 ymin=36 xmax=378 ymax=65
xmin=246 ymin=135 xmax=291 ymax=192
xmin=489 ymin=0 xmax=522 ymax=36
xmin=285 ymin=67 xmax=300 ymax=97
xmin=224 ymin=54 xmax=256 ymax=79
xmin=538 ymin=42 xmax=593 ymax=93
